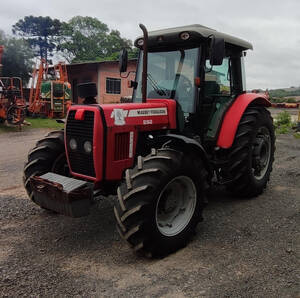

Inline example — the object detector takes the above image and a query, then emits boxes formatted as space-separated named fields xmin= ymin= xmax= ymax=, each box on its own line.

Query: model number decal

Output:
xmin=143 ymin=119 xmax=153 ymax=125
xmin=111 ymin=107 xmax=167 ymax=125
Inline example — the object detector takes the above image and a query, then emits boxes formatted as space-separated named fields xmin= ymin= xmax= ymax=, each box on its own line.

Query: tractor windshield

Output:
xmin=133 ymin=48 xmax=199 ymax=113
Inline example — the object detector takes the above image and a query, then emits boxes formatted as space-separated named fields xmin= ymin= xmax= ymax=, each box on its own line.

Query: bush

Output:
xmin=270 ymin=97 xmax=297 ymax=103
xmin=285 ymin=98 xmax=297 ymax=103
xmin=274 ymin=111 xmax=293 ymax=134
xmin=271 ymin=97 xmax=285 ymax=103
xmin=275 ymin=111 xmax=292 ymax=125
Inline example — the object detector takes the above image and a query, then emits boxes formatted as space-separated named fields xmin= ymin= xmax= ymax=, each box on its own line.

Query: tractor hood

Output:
xmin=100 ymin=99 xmax=176 ymax=129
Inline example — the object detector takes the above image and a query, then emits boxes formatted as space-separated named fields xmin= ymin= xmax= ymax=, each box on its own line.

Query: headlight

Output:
xmin=83 ymin=141 xmax=92 ymax=154
xmin=69 ymin=138 xmax=77 ymax=150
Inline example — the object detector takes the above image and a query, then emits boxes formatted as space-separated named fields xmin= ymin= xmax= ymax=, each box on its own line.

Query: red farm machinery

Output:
xmin=24 ymin=24 xmax=275 ymax=257
xmin=28 ymin=59 xmax=71 ymax=118
xmin=0 ymin=45 xmax=26 ymax=125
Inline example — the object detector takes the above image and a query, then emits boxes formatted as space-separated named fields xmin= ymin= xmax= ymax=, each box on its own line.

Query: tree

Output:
xmin=58 ymin=16 xmax=134 ymax=62
xmin=12 ymin=16 xmax=63 ymax=62
xmin=0 ymin=31 xmax=34 ymax=84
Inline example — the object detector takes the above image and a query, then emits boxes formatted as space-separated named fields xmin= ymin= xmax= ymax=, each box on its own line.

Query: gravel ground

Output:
xmin=0 ymin=127 xmax=299 ymax=297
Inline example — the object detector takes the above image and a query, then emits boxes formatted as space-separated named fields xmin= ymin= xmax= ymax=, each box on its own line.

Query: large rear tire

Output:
xmin=23 ymin=130 xmax=69 ymax=204
xmin=220 ymin=106 xmax=275 ymax=197
xmin=114 ymin=148 xmax=209 ymax=257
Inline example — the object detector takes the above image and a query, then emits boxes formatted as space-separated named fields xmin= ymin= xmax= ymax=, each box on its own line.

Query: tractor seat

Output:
xmin=204 ymin=81 xmax=220 ymax=101
xmin=198 ymin=81 xmax=220 ymax=129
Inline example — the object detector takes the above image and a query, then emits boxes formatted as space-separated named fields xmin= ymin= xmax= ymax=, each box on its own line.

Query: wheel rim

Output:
xmin=252 ymin=126 xmax=271 ymax=180
xmin=155 ymin=176 xmax=197 ymax=237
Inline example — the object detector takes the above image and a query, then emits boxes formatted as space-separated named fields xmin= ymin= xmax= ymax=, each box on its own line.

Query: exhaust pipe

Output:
xmin=139 ymin=24 xmax=148 ymax=103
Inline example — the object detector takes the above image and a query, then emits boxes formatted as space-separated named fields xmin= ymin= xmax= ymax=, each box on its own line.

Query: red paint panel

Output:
xmin=217 ymin=93 xmax=271 ymax=149
xmin=105 ymin=126 xmax=138 ymax=180
xmin=103 ymin=99 xmax=177 ymax=180
xmin=147 ymin=99 xmax=177 ymax=129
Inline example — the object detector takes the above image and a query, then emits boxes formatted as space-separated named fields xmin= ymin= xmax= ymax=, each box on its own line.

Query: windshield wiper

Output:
xmin=147 ymin=73 xmax=169 ymax=96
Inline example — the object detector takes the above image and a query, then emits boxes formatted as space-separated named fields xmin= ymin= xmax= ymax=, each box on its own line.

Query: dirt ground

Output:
xmin=0 ymin=123 xmax=299 ymax=297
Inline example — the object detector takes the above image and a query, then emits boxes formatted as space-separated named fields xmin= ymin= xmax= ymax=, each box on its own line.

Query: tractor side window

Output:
xmin=205 ymin=58 xmax=231 ymax=95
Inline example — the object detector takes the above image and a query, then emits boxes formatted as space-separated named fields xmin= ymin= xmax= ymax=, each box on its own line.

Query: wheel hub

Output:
xmin=156 ymin=176 xmax=197 ymax=236
xmin=252 ymin=127 xmax=271 ymax=179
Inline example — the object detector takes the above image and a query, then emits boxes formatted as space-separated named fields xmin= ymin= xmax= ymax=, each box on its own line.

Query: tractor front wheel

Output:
xmin=114 ymin=148 xmax=208 ymax=257
xmin=23 ymin=130 xmax=69 ymax=204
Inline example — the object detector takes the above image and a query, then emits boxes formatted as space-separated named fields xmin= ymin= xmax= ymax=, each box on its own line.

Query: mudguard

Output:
xmin=156 ymin=133 xmax=212 ymax=178
xmin=217 ymin=93 xmax=271 ymax=149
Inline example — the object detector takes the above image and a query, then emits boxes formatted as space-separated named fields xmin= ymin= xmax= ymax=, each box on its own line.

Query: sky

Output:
xmin=1 ymin=0 xmax=300 ymax=90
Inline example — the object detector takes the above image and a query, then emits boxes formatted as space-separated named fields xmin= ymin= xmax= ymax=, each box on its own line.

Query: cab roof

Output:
xmin=134 ymin=24 xmax=253 ymax=51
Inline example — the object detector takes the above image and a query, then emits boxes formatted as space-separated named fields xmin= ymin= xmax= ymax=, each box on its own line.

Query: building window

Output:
xmin=106 ymin=77 xmax=121 ymax=94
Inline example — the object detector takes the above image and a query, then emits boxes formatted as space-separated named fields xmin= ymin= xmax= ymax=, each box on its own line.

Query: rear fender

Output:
xmin=217 ymin=93 xmax=271 ymax=149
xmin=156 ymin=134 xmax=212 ymax=178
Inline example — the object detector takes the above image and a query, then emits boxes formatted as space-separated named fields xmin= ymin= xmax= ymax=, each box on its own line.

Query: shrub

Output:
xmin=274 ymin=111 xmax=293 ymax=134
xmin=285 ymin=98 xmax=297 ymax=103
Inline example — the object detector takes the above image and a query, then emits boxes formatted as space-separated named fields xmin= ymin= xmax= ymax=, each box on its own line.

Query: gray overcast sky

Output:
xmin=1 ymin=0 xmax=300 ymax=89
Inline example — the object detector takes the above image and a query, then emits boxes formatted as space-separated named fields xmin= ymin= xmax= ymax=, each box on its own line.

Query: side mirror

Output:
xmin=119 ymin=48 xmax=128 ymax=73
xmin=209 ymin=37 xmax=225 ymax=66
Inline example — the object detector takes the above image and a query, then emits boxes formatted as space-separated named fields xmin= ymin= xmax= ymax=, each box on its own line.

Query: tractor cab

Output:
xmin=128 ymin=24 xmax=252 ymax=143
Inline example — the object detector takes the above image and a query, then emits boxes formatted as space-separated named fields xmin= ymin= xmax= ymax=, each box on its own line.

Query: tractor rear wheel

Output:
xmin=114 ymin=148 xmax=208 ymax=257
xmin=221 ymin=106 xmax=275 ymax=197
xmin=23 ymin=130 xmax=69 ymax=204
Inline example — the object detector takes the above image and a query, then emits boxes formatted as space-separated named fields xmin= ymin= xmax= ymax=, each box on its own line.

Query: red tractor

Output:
xmin=23 ymin=24 xmax=275 ymax=257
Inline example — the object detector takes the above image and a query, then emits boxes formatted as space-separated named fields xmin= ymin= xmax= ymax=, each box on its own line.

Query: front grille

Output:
xmin=114 ymin=133 xmax=129 ymax=160
xmin=66 ymin=110 xmax=95 ymax=177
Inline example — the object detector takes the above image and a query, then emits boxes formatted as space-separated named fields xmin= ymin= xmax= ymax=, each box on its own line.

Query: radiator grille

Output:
xmin=66 ymin=110 xmax=95 ymax=177
xmin=114 ymin=133 xmax=129 ymax=161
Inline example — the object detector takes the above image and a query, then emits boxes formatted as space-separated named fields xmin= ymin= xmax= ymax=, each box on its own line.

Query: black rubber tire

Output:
xmin=114 ymin=147 xmax=209 ymax=257
xmin=23 ymin=130 xmax=69 ymax=204
xmin=221 ymin=106 xmax=275 ymax=197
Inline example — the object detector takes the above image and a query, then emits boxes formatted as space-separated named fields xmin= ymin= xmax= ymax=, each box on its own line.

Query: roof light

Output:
xmin=157 ymin=36 xmax=164 ymax=42
xmin=180 ymin=32 xmax=190 ymax=40
xmin=137 ymin=38 xmax=144 ymax=46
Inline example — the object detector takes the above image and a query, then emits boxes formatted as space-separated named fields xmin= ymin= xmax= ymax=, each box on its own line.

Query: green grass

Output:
xmin=0 ymin=117 xmax=64 ymax=133
xmin=25 ymin=117 xmax=64 ymax=129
